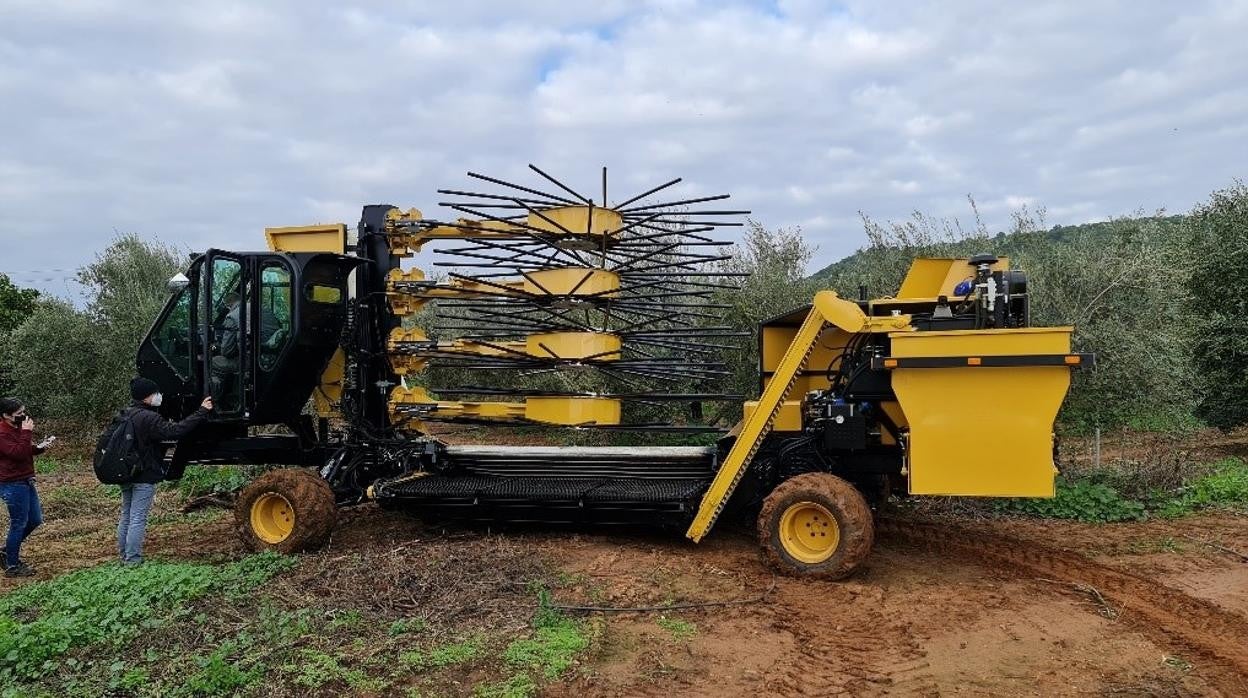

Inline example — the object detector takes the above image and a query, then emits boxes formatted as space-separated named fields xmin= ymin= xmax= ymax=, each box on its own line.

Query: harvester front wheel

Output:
xmin=235 ymin=468 xmax=337 ymax=553
xmin=758 ymin=473 xmax=874 ymax=580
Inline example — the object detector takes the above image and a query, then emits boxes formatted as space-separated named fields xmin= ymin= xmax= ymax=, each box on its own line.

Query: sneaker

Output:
xmin=5 ymin=563 xmax=34 ymax=578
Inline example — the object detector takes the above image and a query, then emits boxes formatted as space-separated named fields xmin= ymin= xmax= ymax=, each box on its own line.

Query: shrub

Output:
xmin=1 ymin=234 xmax=182 ymax=420
xmin=998 ymin=479 xmax=1146 ymax=522
xmin=1186 ymin=182 xmax=1248 ymax=429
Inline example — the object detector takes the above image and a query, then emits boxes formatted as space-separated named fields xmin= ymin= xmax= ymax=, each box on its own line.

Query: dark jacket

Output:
xmin=124 ymin=402 xmax=210 ymax=483
xmin=0 ymin=420 xmax=44 ymax=483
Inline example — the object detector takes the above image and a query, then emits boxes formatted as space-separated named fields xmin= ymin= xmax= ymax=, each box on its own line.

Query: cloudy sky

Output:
xmin=2 ymin=0 xmax=1245 ymax=295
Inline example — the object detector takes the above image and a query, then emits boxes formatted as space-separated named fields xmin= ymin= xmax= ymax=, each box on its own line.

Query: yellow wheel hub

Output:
xmin=250 ymin=492 xmax=295 ymax=544
xmin=779 ymin=501 xmax=841 ymax=564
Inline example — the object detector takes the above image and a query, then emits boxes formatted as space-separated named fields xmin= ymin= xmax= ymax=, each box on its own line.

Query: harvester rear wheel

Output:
xmin=235 ymin=468 xmax=337 ymax=553
xmin=758 ymin=473 xmax=874 ymax=580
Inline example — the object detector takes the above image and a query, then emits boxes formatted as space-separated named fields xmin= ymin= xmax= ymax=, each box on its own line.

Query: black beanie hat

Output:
xmin=130 ymin=377 xmax=161 ymax=401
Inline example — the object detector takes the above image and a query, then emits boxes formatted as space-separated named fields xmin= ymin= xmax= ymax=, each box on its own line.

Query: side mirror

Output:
xmin=168 ymin=272 xmax=191 ymax=294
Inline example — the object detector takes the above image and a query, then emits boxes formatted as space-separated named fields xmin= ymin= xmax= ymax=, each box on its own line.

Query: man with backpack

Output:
xmin=111 ymin=377 xmax=213 ymax=565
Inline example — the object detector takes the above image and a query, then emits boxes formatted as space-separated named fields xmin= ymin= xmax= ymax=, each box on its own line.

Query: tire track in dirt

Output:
xmin=878 ymin=517 xmax=1248 ymax=695
xmin=764 ymin=586 xmax=937 ymax=696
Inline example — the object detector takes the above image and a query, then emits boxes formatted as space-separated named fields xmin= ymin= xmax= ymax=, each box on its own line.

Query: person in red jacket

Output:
xmin=0 ymin=397 xmax=56 ymax=577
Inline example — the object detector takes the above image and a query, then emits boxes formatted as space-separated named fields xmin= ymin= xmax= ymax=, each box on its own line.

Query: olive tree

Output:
xmin=2 ymin=234 xmax=184 ymax=419
xmin=1186 ymin=182 xmax=1248 ymax=430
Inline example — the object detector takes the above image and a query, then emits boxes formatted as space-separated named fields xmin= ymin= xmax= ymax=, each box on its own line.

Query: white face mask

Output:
xmin=149 ymin=393 xmax=164 ymax=407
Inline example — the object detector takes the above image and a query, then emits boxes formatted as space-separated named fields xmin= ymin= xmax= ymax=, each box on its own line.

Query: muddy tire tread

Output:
xmin=758 ymin=472 xmax=874 ymax=580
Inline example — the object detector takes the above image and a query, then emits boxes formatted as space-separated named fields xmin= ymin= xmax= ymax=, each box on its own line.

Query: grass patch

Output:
xmin=1000 ymin=457 xmax=1248 ymax=523
xmin=502 ymin=591 xmax=590 ymax=681
xmin=657 ymin=616 xmax=697 ymax=641
xmin=0 ymin=551 xmax=297 ymax=686
xmin=281 ymin=647 xmax=381 ymax=691
xmin=34 ymin=456 xmax=72 ymax=475
xmin=389 ymin=617 xmax=428 ymax=636
xmin=402 ymin=637 xmax=484 ymax=671
xmin=475 ymin=673 xmax=540 ymax=698
xmin=39 ymin=483 xmax=118 ymax=517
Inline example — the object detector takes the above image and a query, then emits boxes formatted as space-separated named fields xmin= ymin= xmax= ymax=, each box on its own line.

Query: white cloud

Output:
xmin=0 ymin=0 xmax=1245 ymax=291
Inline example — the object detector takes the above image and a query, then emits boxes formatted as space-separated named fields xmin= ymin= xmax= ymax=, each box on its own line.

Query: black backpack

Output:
xmin=93 ymin=410 xmax=143 ymax=484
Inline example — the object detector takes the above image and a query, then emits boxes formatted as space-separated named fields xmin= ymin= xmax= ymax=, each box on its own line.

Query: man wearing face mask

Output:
xmin=117 ymin=377 xmax=213 ymax=565
xmin=0 ymin=397 xmax=55 ymax=577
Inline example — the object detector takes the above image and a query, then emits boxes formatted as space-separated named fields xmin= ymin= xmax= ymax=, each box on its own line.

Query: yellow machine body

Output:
xmin=687 ymin=260 xmax=1084 ymax=541
xmin=890 ymin=327 xmax=1072 ymax=497
xmin=264 ymin=224 xmax=349 ymax=419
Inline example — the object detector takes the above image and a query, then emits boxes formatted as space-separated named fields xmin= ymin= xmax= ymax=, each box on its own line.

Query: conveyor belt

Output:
xmin=442 ymin=445 xmax=717 ymax=479
xmin=374 ymin=471 xmax=708 ymax=526
xmin=372 ymin=445 xmax=717 ymax=525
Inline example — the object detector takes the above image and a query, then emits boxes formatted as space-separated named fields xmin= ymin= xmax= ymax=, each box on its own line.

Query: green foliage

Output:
xmin=388 ymin=617 xmax=428 ymax=636
xmin=711 ymin=222 xmax=820 ymax=409
xmin=502 ymin=592 xmax=589 ymax=681
xmin=182 ymin=641 xmax=263 ymax=697
xmin=1 ymin=234 xmax=183 ymax=419
xmin=0 ymin=272 xmax=39 ymax=336
xmin=656 ymin=616 xmax=697 ymax=641
xmin=999 ymin=479 xmax=1146 ymax=522
xmin=0 ymin=552 xmax=296 ymax=683
xmin=284 ymin=648 xmax=370 ymax=689
xmin=402 ymin=638 xmax=483 ymax=671
xmin=33 ymin=457 xmax=68 ymax=475
xmin=475 ymin=673 xmax=539 ymax=698
xmin=1186 ymin=182 xmax=1248 ymax=429
xmin=1157 ymin=458 xmax=1248 ymax=517
xmin=1003 ymin=457 xmax=1248 ymax=522
xmin=169 ymin=464 xmax=252 ymax=499
xmin=0 ymin=273 xmax=38 ymax=394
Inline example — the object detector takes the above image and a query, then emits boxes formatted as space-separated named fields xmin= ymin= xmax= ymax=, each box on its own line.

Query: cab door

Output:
xmin=136 ymin=257 xmax=202 ymax=418
xmin=201 ymin=251 xmax=250 ymax=418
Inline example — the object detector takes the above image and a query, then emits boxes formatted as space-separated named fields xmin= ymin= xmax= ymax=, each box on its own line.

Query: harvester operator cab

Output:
xmin=136 ymin=249 xmax=356 ymax=428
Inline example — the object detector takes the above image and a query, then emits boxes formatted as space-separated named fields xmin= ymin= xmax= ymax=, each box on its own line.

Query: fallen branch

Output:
xmin=1039 ymin=577 xmax=1119 ymax=619
xmin=549 ymin=577 xmax=777 ymax=614
xmin=179 ymin=493 xmax=235 ymax=513
xmin=1181 ymin=534 xmax=1248 ymax=562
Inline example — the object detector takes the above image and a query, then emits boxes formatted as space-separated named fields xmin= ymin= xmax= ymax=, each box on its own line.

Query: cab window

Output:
xmin=258 ymin=263 xmax=293 ymax=371
xmin=150 ymin=285 xmax=192 ymax=378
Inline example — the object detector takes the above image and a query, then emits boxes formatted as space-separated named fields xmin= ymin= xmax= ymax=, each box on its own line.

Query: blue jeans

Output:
xmin=118 ymin=483 xmax=157 ymax=563
xmin=0 ymin=479 xmax=43 ymax=568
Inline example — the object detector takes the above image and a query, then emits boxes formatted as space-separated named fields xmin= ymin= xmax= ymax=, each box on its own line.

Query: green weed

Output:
xmin=388 ymin=617 xmax=428 ymax=637
xmin=170 ymin=465 xmax=252 ymax=500
xmin=475 ymin=673 xmax=539 ymax=698
xmin=283 ymin=648 xmax=379 ymax=690
xmin=181 ymin=640 xmax=263 ymax=697
xmin=0 ymin=551 xmax=296 ymax=684
xmin=1162 ymin=458 xmax=1248 ymax=515
xmin=401 ymin=637 xmax=482 ymax=671
xmin=33 ymin=457 xmax=69 ymax=475
xmin=999 ymin=478 xmax=1146 ymax=522
xmin=657 ymin=616 xmax=697 ymax=641
xmin=502 ymin=591 xmax=589 ymax=681
xmin=1002 ymin=457 xmax=1248 ymax=523
xmin=326 ymin=608 xmax=364 ymax=631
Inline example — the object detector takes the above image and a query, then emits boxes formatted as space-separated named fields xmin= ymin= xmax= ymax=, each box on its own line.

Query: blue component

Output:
xmin=954 ymin=279 xmax=974 ymax=296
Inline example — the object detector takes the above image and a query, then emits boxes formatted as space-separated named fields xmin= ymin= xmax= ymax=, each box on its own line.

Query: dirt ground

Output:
xmin=9 ymin=459 xmax=1248 ymax=696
